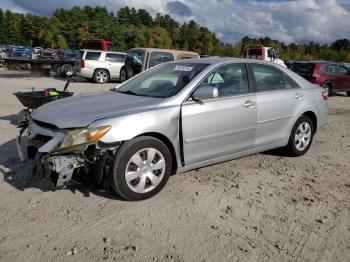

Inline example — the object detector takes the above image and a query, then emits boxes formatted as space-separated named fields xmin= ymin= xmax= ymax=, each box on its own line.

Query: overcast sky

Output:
xmin=1 ymin=0 xmax=349 ymax=44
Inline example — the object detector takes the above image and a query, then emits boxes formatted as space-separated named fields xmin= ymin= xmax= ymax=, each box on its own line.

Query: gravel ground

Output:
xmin=0 ymin=69 xmax=349 ymax=262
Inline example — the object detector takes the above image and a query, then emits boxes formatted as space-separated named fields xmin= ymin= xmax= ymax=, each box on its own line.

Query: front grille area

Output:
xmin=35 ymin=134 xmax=52 ymax=144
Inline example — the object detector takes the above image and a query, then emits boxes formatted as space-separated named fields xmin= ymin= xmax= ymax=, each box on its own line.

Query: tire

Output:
xmin=120 ymin=67 xmax=128 ymax=83
xmin=284 ymin=115 xmax=314 ymax=157
xmin=323 ymin=83 xmax=332 ymax=96
xmin=111 ymin=136 xmax=172 ymax=201
xmin=347 ymin=91 xmax=350 ymax=97
xmin=94 ymin=69 xmax=109 ymax=84
xmin=62 ymin=64 xmax=74 ymax=77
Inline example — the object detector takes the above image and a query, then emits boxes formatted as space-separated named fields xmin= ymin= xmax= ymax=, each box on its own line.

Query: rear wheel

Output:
xmin=111 ymin=136 xmax=172 ymax=201
xmin=283 ymin=115 xmax=314 ymax=157
xmin=347 ymin=91 xmax=350 ymax=97
xmin=62 ymin=64 xmax=74 ymax=77
xmin=323 ymin=83 xmax=332 ymax=96
xmin=94 ymin=69 xmax=109 ymax=84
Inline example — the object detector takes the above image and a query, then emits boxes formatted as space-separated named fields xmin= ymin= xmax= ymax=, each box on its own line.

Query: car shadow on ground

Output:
xmin=54 ymin=75 xmax=121 ymax=84
xmin=54 ymin=75 xmax=88 ymax=83
xmin=0 ymin=71 xmax=32 ymax=78
xmin=0 ymin=114 xmax=18 ymax=125
xmin=0 ymin=137 xmax=125 ymax=201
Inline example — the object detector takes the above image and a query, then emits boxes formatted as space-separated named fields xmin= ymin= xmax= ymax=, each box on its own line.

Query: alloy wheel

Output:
xmin=96 ymin=71 xmax=108 ymax=83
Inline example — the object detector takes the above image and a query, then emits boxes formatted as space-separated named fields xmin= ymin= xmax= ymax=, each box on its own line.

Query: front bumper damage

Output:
xmin=42 ymin=154 xmax=85 ymax=187
xmin=17 ymin=119 xmax=118 ymax=187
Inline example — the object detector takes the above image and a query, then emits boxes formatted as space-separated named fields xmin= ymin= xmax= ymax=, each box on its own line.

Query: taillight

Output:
xmin=80 ymin=59 xmax=85 ymax=68
xmin=321 ymin=90 xmax=328 ymax=101
xmin=312 ymin=64 xmax=320 ymax=79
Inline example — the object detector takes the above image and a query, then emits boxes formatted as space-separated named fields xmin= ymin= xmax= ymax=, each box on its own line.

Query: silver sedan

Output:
xmin=22 ymin=58 xmax=328 ymax=200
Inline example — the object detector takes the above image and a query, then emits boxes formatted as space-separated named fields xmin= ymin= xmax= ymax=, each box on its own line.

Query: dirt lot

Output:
xmin=0 ymin=68 xmax=349 ymax=262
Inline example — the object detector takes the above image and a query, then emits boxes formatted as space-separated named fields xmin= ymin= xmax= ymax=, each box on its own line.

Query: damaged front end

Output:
xmin=17 ymin=118 xmax=119 ymax=187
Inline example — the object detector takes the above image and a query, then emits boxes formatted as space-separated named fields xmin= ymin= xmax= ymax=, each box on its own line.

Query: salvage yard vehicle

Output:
xmin=77 ymin=49 xmax=127 ymax=83
xmin=18 ymin=58 xmax=328 ymax=200
xmin=244 ymin=45 xmax=287 ymax=67
xmin=120 ymin=48 xmax=200 ymax=82
xmin=4 ymin=49 xmax=78 ymax=77
xmin=83 ymin=39 xmax=114 ymax=51
xmin=291 ymin=61 xmax=350 ymax=96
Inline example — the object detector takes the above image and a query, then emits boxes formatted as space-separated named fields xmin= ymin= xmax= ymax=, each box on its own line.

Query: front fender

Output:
xmin=89 ymin=107 xmax=181 ymax=145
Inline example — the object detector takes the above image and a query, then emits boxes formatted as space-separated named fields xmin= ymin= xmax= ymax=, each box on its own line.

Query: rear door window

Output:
xmin=282 ymin=73 xmax=300 ymax=89
xmin=106 ymin=53 xmax=126 ymax=62
xmin=85 ymin=52 xmax=101 ymax=60
xmin=251 ymin=64 xmax=284 ymax=92
xmin=149 ymin=52 xmax=174 ymax=68
xmin=324 ymin=64 xmax=337 ymax=73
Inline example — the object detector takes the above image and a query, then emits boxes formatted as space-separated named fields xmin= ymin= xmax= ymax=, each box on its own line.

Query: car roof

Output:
xmin=174 ymin=57 xmax=280 ymax=65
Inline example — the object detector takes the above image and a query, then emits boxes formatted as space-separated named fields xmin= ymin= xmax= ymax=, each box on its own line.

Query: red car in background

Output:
xmin=291 ymin=61 xmax=350 ymax=96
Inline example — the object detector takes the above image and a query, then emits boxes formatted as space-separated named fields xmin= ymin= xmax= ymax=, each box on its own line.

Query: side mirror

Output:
xmin=192 ymin=85 xmax=219 ymax=101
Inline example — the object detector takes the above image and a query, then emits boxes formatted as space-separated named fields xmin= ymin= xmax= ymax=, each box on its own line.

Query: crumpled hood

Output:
xmin=31 ymin=91 xmax=162 ymax=129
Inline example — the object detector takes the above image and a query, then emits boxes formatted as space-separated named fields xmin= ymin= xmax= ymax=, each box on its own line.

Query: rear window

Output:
xmin=291 ymin=63 xmax=314 ymax=75
xmin=85 ymin=52 xmax=101 ymax=60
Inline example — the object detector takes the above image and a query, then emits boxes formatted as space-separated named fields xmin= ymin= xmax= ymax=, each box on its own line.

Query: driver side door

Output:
xmin=181 ymin=63 xmax=257 ymax=165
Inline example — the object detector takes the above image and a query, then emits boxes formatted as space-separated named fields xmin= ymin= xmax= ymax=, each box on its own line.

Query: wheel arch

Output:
xmin=94 ymin=68 xmax=110 ymax=78
xmin=302 ymin=111 xmax=318 ymax=133
xmin=322 ymin=80 xmax=333 ymax=89
xmin=136 ymin=132 xmax=178 ymax=175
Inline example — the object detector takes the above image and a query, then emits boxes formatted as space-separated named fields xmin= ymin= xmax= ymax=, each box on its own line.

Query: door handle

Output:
xmin=293 ymin=93 xmax=303 ymax=99
xmin=242 ymin=101 xmax=255 ymax=107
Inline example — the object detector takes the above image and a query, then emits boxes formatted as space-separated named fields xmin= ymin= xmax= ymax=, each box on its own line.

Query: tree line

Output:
xmin=0 ymin=6 xmax=349 ymax=61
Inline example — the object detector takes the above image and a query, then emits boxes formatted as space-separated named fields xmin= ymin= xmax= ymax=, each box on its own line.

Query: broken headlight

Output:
xmin=59 ymin=125 xmax=111 ymax=150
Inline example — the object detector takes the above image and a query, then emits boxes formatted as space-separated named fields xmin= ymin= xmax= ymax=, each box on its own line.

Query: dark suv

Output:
xmin=291 ymin=61 xmax=350 ymax=96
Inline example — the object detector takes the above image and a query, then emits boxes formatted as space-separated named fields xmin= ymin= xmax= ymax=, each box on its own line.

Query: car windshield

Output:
xmin=116 ymin=63 xmax=209 ymax=98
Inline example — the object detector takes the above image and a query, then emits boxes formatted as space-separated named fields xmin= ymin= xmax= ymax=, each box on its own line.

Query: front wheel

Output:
xmin=283 ymin=115 xmax=314 ymax=157
xmin=112 ymin=136 xmax=172 ymax=200
xmin=120 ymin=67 xmax=128 ymax=83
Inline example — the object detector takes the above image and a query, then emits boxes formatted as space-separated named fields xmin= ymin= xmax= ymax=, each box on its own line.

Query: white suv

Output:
xmin=77 ymin=49 xmax=127 ymax=83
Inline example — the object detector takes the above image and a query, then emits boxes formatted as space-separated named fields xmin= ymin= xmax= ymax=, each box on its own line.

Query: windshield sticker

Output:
xmin=174 ymin=65 xmax=193 ymax=72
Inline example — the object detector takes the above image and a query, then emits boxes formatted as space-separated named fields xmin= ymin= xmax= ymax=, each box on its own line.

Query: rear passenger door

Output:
xmin=105 ymin=53 xmax=126 ymax=79
xmin=250 ymin=64 xmax=305 ymax=147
